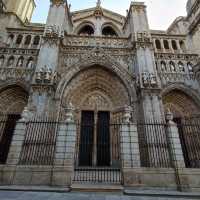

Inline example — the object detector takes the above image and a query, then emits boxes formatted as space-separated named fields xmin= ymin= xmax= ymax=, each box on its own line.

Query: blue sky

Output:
xmin=32 ymin=0 xmax=188 ymax=30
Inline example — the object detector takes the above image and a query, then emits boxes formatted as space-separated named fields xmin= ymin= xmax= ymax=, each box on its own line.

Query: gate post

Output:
xmin=120 ymin=107 xmax=141 ymax=185
xmin=52 ymin=104 xmax=76 ymax=187
xmin=2 ymin=108 xmax=29 ymax=184
xmin=165 ymin=110 xmax=189 ymax=191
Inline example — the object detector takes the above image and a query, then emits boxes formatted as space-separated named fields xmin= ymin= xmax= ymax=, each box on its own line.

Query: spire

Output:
xmin=96 ymin=0 xmax=101 ymax=7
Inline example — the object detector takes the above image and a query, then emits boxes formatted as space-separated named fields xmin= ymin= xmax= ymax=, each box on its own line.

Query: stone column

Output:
xmin=6 ymin=108 xmax=30 ymax=165
xmin=27 ymin=0 xmax=72 ymax=116
xmin=3 ymin=109 xmax=29 ymax=185
xmin=165 ymin=110 xmax=185 ymax=168
xmin=165 ymin=110 xmax=190 ymax=191
xmin=52 ymin=104 xmax=77 ymax=187
xmin=120 ymin=106 xmax=141 ymax=169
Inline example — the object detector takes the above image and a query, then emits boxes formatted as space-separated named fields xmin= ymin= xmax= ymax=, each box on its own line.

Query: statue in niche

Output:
xmin=7 ymin=57 xmax=14 ymax=67
xmin=0 ymin=56 xmax=4 ymax=67
xmin=17 ymin=57 xmax=24 ymax=67
xmin=27 ymin=59 xmax=34 ymax=68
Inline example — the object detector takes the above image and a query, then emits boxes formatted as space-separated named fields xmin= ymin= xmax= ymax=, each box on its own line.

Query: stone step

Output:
xmin=71 ymin=183 xmax=123 ymax=193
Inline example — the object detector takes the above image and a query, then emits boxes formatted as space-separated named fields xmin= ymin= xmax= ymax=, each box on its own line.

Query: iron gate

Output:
xmin=176 ymin=118 xmax=200 ymax=168
xmin=74 ymin=112 xmax=122 ymax=183
xmin=0 ymin=114 xmax=20 ymax=164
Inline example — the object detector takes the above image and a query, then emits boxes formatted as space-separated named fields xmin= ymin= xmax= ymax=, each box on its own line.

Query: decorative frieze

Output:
xmin=62 ymin=35 xmax=131 ymax=49
xmin=155 ymin=52 xmax=198 ymax=62
xmin=0 ymin=67 xmax=34 ymax=83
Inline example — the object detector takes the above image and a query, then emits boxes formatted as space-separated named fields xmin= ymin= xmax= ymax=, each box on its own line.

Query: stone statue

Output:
xmin=7 ymin=57 xmax=14 ymax=67
xmin=0 ymin=56 xmax=4 ymax=67
xmin=27 ymin=59 xmax=33 ymax=68
xmin=17 ymin=58 xmax=23 ymax=67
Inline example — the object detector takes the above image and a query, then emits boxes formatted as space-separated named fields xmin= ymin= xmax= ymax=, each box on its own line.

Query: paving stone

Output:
xmin=0 ymin=191 xmax=199 ymax=200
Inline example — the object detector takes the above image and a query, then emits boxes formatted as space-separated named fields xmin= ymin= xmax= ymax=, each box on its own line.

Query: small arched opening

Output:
xmin=78 ymin=25 xmax=94 ymax=36
xmin=155 ymin=39 xmax=161 ymax=50
xmin=102 ymin=26 xmax=118 ymax=37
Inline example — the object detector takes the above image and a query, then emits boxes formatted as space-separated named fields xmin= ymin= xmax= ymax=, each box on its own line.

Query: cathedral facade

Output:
xmin=0 ymin=0 xmax=200 ymax=192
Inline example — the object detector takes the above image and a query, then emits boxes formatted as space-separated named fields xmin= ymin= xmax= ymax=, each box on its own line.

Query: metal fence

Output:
xmin=137 ymin=120 xmax=172 ymax=168
xmin=19 ymin=117 xmax=58 ymax=165
xmin=73 ymin=123 xmax=122 ymax=183
xmin=176 ymin=118 xmax=200 ymax=168
xmin=1 ymin=114 xmax=200 ymax=185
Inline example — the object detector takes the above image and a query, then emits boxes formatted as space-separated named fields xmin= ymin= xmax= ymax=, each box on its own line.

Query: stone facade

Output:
xmin=0 ymin=0 xmax=200 ymax=192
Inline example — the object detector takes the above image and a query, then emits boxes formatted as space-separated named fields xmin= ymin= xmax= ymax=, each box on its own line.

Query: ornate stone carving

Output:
xmin=123 ymin=105 xmax=132 ymax=123
xmin=134 ymin=32 xmax=153 ymax=49
xmin=44 ymin=25 xmax=64 ymax=39
xmin=65 ymin=102 xmax=75 ymax=122
xmin=0 ymin=68 xmax=34 ymax=83
xmin=141 ymin=72 xmax=157 ymax=88
xmin=82 ymin=93 xmax=110 ymax=109
xmin=35 ymin=66 xmax=59 ymax=86
xmin=50 ymin=0 xmax=65 ymax=6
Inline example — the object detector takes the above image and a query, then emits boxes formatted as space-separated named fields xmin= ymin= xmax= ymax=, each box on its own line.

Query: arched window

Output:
xmin=0 ymin=56 xmax=5 ymax=67
xmin=178 ymin=62 xmax=185 ymax=72
xmin=179 ymin=40 xmax=186 ymax=51
xmin=26 ymin=57 xmax=34 ymax=68
xmin=16 ymin=57 xmax=24 ymax=67
xmin=33 ymin=36 xmax=40 ymax=46
xmin=161 ymin=61 xmax=167 ymax=72
xmin=102 ymin=26 xmax=118 ymax=37
xmin=24 ymin=35 xmax=32 ymax=46
xmin=78 ymin=25 xmax=94 ymax=36
xmin=7 ymin=56 xmax=15 ymax=67
xmin=155 ymin=39 xmax=161 ymax=50
xmin=163 ymin=40 xmax=169 ymax=49
xmin=169 ymin=61 xmax=176 ymax=72
xmin=187 ymin=62 xmax=193 ymax=73
xmin=16 ymin=35 xmax=23 ymax=45
xmin=172 ymin=40 xmax=177 ymax=50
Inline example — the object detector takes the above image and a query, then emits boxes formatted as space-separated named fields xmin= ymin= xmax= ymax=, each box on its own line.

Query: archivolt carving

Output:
xmin=0 ymin=86 xmax=28 ymax=114
xmin=57 ymin=49 xmax=136 ymax=104
xmin=162 ymin=89 xmax=200 ymax=118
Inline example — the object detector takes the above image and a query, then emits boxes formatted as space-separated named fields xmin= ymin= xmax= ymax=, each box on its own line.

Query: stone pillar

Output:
xmin=166 ymin=110 xmax=185 ymax=168
xmin=6 ymin=108 xmax=30 ymax=165
xmin=165 ymin=110 xmax=190 ymax=191
xmin=28 ymin=0 xmax=72 ymax=116
xmin=120 ymin=107 xmax=141 ymax=169
xmin=2 ymin=109 xmax=29 ymax=185
xmin=52 ymin=104 xmax=77 ymax=187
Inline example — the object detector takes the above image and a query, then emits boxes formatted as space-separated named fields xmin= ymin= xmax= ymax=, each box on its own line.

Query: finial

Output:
xmin=96 ymin=0 xmax=101 ymax=7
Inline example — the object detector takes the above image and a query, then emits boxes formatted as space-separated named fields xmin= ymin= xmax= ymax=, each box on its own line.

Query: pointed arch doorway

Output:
xmin=60 ymin=66 xmax=132 ymax=183
xmin=79 ymin=110 xmax=110 ymax=167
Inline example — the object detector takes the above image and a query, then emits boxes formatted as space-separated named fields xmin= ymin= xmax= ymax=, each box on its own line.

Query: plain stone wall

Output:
xmin=123 ymin=168 xmax=177 ymax=189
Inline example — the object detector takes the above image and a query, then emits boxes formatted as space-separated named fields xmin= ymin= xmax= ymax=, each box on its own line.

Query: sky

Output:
xmin=32 ymin=0 xmax=188 ymax=30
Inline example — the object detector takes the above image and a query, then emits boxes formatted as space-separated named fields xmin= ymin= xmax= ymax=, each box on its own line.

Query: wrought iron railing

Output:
xmin=137 ymin=120 xmax=172 ymax=168
xmin=176 ymin=117 xmax=200 ymax=168
xmin=19 ymin=117 xmax=58 ymax=165
xmin=73 ymin=123 xmax=122 ymax=183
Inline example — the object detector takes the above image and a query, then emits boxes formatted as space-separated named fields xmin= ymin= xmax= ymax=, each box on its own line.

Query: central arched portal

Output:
xmin=61 ymin=66 xmax=131 ymax=169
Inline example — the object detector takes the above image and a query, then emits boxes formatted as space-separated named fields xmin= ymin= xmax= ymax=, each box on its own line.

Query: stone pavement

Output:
xmin=0 ymin=191 xmax=199 ymax=200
